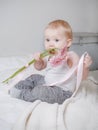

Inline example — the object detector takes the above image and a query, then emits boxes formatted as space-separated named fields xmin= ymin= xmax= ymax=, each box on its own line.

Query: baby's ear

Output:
xmin=67 ymin=39 xmax=72 ymax=48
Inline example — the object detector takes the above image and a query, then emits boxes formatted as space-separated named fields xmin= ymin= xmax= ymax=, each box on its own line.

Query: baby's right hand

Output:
xmin=33 ymin=52 xmax=46 ymax=70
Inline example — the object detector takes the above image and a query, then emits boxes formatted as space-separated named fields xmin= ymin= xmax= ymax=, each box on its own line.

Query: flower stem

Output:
xmin=2 ymin=49 xmax=56 ymax=83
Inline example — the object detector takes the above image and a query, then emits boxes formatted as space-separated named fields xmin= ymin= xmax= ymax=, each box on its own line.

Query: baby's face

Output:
xmin=44 ymin=27 xmax=70 ymax=51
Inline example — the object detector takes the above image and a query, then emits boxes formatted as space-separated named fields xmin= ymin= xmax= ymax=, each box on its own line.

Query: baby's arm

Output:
xmin=33 ymin=52 xmax=47 ymax=70
xmin=66 ymin=51 xmax=92 ymax=80
xmin=82 ymin=53 xmax=92 ymax=80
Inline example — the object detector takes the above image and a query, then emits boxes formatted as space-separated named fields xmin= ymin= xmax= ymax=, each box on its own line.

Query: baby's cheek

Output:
xmin=44 ymin=43 xmax=48 ymax=49
xmin=56 ymin=44 xmax=62 ymax=49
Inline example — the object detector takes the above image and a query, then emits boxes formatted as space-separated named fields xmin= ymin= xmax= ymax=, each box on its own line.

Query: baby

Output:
xmin=9 ymin=19 xmax=92 ymax=104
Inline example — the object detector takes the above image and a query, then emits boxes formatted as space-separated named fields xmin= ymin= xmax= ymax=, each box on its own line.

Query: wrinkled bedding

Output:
xmin=0 ymin=78 xmax=98 ymax=130
xmin=12 ymin=79 xmax=98 ymax=130
xmin=0 ymin=56 xmax=98 ymax=130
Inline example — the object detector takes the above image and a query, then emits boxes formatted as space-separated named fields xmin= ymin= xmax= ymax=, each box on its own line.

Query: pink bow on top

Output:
xmin=49 ymin=45 xmax=67 ymax=67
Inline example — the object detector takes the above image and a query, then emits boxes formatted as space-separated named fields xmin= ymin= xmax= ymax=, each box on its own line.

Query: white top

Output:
xmin=44 ymin=60 xmax=76 ymax=92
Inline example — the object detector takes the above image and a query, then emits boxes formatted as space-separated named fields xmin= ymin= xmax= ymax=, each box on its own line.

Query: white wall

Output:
xmin=0 ymin=0 xmax=97 ymax=56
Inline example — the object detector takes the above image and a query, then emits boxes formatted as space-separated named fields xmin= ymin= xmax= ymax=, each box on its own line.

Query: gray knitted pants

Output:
xmin=9 ymin=74 xmax=72 ymax=104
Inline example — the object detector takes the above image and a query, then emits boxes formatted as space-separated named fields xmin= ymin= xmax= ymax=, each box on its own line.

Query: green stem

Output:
xmin=2 ymin=49 xmax=55 ymax=83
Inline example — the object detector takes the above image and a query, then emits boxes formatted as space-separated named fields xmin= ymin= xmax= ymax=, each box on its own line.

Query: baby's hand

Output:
xmin=33 ymin=52 xmax=46 ymax=70
xmin=84 ymin=53 xmax=92 ymax=68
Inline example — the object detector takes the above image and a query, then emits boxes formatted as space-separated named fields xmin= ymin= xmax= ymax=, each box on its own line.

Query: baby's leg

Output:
xmin=18 ymin=85 xmax=72 ymax=104
xmin=9 ymin=74 xmax=45 ymax=98
xmin=26 ymin=74 xmax=45 ymax=86
xmin=35 ymin=85 xmax=73 ymax=104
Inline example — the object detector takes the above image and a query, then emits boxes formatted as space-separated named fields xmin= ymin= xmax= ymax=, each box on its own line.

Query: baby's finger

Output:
xmin=84 ymin=55 xmax=92 ymax=67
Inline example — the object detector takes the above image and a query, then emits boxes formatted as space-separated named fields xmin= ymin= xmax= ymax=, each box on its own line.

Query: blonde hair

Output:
xmin=45 ymin=19 xmax=73 ymax=40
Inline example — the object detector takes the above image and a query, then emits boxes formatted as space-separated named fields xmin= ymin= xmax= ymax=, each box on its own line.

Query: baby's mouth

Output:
xmin=48 ymin=48 xmax=58 ymax=55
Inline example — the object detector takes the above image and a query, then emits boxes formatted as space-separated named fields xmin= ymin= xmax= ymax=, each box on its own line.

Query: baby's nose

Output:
xmin=49 ymin=45 xmax=55 ymax=48
xmin=49 ymin=42 xmax=55 ymax=47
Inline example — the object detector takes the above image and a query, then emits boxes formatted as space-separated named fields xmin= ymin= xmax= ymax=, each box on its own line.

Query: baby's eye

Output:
xmin=55 ymin=39 xmax=59 ymax=42
xmin=46 ymin=39 xmax=50 ymax=42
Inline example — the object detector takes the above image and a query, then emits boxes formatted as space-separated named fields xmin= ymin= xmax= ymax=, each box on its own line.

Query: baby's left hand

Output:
xmin=84 ymin=53 xmax=92 ymax=68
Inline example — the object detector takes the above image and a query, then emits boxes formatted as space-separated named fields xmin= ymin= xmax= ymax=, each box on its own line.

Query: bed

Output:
xmin=0 ymin=34 xmax=98 ymax=130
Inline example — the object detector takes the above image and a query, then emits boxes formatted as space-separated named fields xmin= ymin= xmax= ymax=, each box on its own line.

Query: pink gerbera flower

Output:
xmin=49 ymin=45 xmax=67 ymax=67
